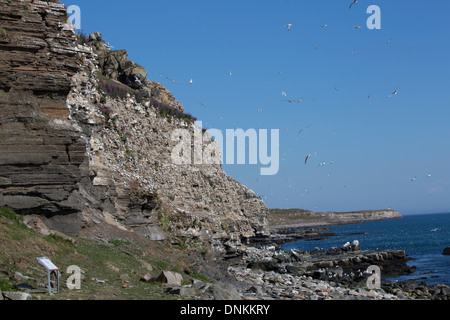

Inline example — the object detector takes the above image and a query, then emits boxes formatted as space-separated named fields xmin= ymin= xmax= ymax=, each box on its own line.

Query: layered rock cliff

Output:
xmin=0 ymin=0 xmax=269 ymax=252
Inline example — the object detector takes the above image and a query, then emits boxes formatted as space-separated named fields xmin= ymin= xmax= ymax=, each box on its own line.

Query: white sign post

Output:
xmin=36 ymin=257 xmax=60 ymax=294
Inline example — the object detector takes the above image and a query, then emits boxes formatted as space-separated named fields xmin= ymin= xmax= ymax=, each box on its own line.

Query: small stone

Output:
xmin=140 ymin=273 xmax=153 ymax=282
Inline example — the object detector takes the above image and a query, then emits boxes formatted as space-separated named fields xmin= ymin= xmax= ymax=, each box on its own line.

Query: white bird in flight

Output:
xmin=134 ymin=75 xmax=142 ymax=86
xmin=388 ymin=88 xmax=399 ymax=98
xmin=166 ymin=76 xmax=182 ymax=85
xmin=349 ymin=0 xmax=358 ymax=9
xmin=285 ymin=24 xmax=292 ymax=31
xmin=283 ymin=99 xmax=304 ymax=103
xmin=189 ymin=78 xmax=193 ymax=86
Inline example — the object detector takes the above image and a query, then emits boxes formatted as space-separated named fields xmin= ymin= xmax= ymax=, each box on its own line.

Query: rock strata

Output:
xmin=0 ymin=0 xmax=91 ymax=234
xmin=0 ymin=1 xmax=269 ymax=249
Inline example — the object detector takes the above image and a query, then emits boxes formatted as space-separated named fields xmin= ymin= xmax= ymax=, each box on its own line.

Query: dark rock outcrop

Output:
xmin=0 ymin=0 xmax=89 ymax=234
xmin=443 ymin=247 xmax=450 ymax=256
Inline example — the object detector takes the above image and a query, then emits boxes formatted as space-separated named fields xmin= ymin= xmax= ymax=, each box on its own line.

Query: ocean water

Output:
xmin=282 ymin=212 xmax=450 ymax=286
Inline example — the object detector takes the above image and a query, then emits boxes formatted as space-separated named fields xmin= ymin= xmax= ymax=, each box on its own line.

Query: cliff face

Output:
xmin=0 ymin=0 xmax=268 ymax=249
xmin=0 ymin=0 xmax=91 ymax=234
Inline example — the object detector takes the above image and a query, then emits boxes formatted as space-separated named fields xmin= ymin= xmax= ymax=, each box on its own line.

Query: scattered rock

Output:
xmin=442 ymin=247 xmax=450 ymax=255
xmin=140 ymin=273 xmax=153 ymax=282
xmin=166 ymin=286 xmax=195 ymax=297
xmin=156 ymin=271 xmax=183 ymax=286
xmin=3 ymin=291 xmax=32 ymax=300
xmin=120 ymin=274 xmax=131 ymax=283
xmin=208 ymin=282 xmax=241 ymax=300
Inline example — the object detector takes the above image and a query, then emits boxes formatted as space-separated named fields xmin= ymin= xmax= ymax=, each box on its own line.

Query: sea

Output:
xmin=282 ymin=212 xmax=450 ymax=286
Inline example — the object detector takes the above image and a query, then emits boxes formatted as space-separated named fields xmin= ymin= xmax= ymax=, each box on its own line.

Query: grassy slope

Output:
xmin=0 ymin=207 xmax=210 ymax=300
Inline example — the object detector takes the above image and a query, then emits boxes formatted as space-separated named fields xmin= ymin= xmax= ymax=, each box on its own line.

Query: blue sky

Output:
xmin=67 ymin=0 xmax=450 ymax=215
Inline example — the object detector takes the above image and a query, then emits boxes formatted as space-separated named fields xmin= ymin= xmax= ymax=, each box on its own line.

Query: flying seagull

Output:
xmin=227 ymin=71 xmax=232 ymax=77
xmin=410 ymin=176 xmax=417 ymax=182
xmin=349 ymin=0 xmax=358 ymax=9
xmin=134 ymin=75 xmax=142 ymax=86
xmin=283 ymin=98 xmax=304 ymax=103
xmin=321 ymin=24 xmax=328 ymax=29
xmin=281 ymin=90 xmax=287 ymax=97
xmin=165 ymin=76 xmax=182 ymax=85
xmin=189 ymin=78 xmax=193 ymax=86
xmin=388 ymin=88 xmax=399 ymax=98
xmin=298 ymin=125 xmax=311 ymax=134
xmin=199 ymin=103 xmax=207 ymax=108
xmin=305 ymin=154 xmax=311 ymax=165
xmin=285 ymin=24 xmax=292 ymax=31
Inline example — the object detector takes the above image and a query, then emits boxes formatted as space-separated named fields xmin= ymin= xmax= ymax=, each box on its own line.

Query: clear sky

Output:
xmin=67 ymin=0 xmax=450 ymax=215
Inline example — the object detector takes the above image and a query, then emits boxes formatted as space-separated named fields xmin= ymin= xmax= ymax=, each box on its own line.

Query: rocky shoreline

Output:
xmin=216 ymin=237 xmax=450 ymax=300
xmin=196 ymin=226 xmax=450 ymax=301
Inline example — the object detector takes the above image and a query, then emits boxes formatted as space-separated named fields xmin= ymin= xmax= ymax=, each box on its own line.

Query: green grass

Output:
xmin=0 ymin=207 xmax=22 ymax=222
xmin=190 ymin=269 xmax=213 ymax=284
xmin=0 ymin=208 xmax=207 ymax=300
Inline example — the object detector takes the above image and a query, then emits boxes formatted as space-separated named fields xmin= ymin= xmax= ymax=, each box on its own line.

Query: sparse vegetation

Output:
xmin=75 ymin=30 xmax=89 ymax=45
xmin=0 ymin=27 xmax=8 ymax=38
xmin=0 ymin=210 xmax=201 ymax=300
xmin=157 ymin=209 xmax=171 ymax=232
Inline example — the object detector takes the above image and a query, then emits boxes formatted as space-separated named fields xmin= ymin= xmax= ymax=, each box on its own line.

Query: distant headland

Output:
xmin=268 ymin=208 xmax=404 ymax=229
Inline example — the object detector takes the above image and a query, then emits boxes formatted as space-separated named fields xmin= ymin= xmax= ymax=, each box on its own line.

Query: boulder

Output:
xmin=157 ymin=271 xmax=183 ymax=286
xmin=443 ymin=247 xmax=450 ymax=255
xmin=3 ymin=291 xmax=32 ymax=300
xmin=89 ymin=32 xmax=102 ymax=42
xmin=208 ymin=282 xmax=241 ymax=300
